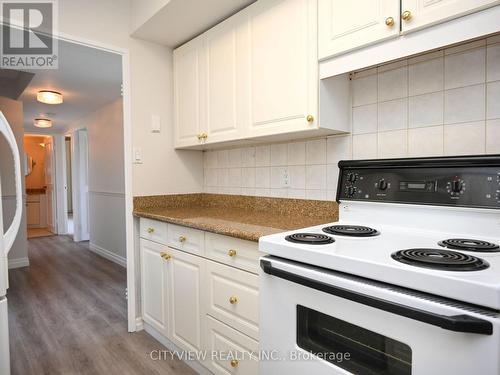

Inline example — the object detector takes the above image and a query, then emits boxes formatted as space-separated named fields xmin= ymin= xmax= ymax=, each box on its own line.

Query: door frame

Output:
xmin=68 ymin=129 xmax=90 ymax=242
xmin=53 ymin=32 xmax=135 ymax=332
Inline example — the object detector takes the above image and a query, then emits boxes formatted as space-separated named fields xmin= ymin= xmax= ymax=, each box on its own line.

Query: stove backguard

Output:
xmin=336 ymin=155 xmax=500 ymax=209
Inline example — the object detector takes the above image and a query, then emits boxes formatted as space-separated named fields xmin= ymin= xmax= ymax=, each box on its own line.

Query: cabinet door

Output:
xmin=174 ymin=35 xmax=205 ymax=148
xmin=166 ymin=247 xmax=204 ymax=352
xmin=318 ymin=0 xmax=400 ymax=59
xmin=140 ymin=239 xmax=168 ymax=335
xmin=26 ymin=202 xmax=40 ymax=226
xmin=401 ymin=0 xmax=500 ymax=33
xmin=247 ymin=0 xmax=318 ymax=137
xmin=204 ymin=13 xmax=249 ymax=144
xmin=205 ymin=316 xmax=259 ymax=375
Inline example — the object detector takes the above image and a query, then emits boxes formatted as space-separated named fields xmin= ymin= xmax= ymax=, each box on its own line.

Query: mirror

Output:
xmin=24 ymin=153 xmax=36 ymax=176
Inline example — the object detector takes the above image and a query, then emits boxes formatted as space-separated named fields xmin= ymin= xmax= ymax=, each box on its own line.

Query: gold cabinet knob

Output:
xmin=402 ymin=10 xmax=412 ymax=21
xmin=230 ymin=359 xmax=239 ymax=368
xmin=229 ymin=296 xmax=238 ymax=305
xmin=147 ymin=227 xmax=155 ymax=234
xmin=385 ymin=17 xmax=395 ymax=27
xmin=160 ymin=252 xmax=171 ymax=261
xmin=306 ymin=114 xmax=314 ymax=123
xmin=228 ymin=249 xmax=237 ymax=257
xmin=179 ymin=235 xmax=187 ymax=243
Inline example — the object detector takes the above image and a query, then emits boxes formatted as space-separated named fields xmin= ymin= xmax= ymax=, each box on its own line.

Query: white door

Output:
xmin=167 ymin=247 xmax=204 ymax=352
xmin=247 ymin=0 xmax=318 ymax=137
xmin=401 ymin=0 xmax=500 ymax=33
xmin=204 ymin=13 xmax=248 ymax=144
xmin=44 ymin=137 xmax=56 ymax=233
xmin=174 ymin=35 xmax=206 ymax=148
xmin=0 ymin=110 xmax=23 ymax=375
xmin=140 ymin=239 xmax=168 ymax=335
xmin=318 ymin=0 xmax=400 ymax=59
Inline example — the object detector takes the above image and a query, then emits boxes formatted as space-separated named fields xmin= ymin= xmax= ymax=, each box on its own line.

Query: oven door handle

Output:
xmin=261 ymin=260 xmax=493 ymax=335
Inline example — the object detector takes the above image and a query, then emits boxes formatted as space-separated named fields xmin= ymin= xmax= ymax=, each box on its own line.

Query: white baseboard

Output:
xmin=8 ymin=257 xmax=30 ymax=269
xmin=144 ymin=323 xmax=211 ymax=375
xmin=135 ymin=317 xmax=144 ymax=331
xmin=89 ymin=243 xmax=126 ymax=268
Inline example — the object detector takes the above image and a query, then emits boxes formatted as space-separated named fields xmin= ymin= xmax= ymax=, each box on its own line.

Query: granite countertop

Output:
xmin=133 ymin=193 xmax=339 ymax=242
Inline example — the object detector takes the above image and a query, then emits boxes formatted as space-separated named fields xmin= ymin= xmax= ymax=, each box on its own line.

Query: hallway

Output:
xmin=8 ymin=236 xmax=195 ymax=375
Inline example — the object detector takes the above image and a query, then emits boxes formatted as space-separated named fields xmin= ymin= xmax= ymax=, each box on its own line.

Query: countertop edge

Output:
xmin=133 ymin=211 xmax=263 ymax=242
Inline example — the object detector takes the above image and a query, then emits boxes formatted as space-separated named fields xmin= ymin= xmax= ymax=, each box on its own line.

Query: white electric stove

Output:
xmin=259 ymin=155 xmax=500 ymax=375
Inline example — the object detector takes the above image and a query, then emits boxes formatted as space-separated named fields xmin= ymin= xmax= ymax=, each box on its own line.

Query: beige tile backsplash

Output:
xmin=204 ymin=37 xmax=500 ymax=201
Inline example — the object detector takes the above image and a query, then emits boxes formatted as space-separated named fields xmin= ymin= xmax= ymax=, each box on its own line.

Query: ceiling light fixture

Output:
xmin=37 ymin=90 xmax=63 ymax=105
xmin=34 ymin=118 xmax=52 ymax=128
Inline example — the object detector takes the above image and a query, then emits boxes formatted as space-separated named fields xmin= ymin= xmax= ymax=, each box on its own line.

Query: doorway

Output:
xmin=24 ymin=134 xmax=55 ymax=239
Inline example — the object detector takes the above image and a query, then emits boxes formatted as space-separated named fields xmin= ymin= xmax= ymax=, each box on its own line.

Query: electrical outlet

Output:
xmin=281 ymin=167 xmax=290 ymax=187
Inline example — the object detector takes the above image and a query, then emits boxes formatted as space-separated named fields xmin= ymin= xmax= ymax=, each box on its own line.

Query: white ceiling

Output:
xmin=19 ymin=40 xmax=122 ymax=133
xmin=132 ymin=0 xmax=256 ymax=47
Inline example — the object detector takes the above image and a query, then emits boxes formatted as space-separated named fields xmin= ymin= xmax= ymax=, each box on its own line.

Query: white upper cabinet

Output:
xmin=173 ymin=0 xmax=347 ymax=149
xmin=204 ymin=14 xmax=248 ymax=144
xmin=318 ymin=0 xmax=400 ymax=59
xmin=401 ymin=0 xmax=500 ymax=33
xmin=173 ymin=35 xmax=206 ymax=148
xmin=247 ymin=0 xmax=318 ymax=137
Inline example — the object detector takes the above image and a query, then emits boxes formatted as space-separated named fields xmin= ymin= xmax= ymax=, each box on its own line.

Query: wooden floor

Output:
xmin=8 ymin=235 xmax=196 ymax=375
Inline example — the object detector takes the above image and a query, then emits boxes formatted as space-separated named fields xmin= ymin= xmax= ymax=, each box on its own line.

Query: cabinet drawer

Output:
xmin=205 ymin=315 xmax=259 ymax=375
xmin=206 ymin=260 xmax=259 ymax=340
xmin=167 ymin=223 xmax=204 ymax=256
xmin=205 ymin=233 xmax=260 ymax=274
xmin=140 ymin=218 xmax=169 ymax=244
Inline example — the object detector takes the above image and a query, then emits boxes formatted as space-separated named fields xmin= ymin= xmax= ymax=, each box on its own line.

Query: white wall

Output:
xmin=203 ymin=37 xmax=500 ymax=200
xmin=0 ymin=97 xmax=29 ymax=268
xmin=65 ymin=99 xmax=127 ymax=264
xmin=57 ymin=0 xmax=203 ymax=197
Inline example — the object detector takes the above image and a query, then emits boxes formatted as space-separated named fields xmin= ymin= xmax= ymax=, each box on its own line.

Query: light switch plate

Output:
xmin=133 ymin=147 xmax=143 ymax=164
xmin=151 ymin=114 xmax=161 ymax=133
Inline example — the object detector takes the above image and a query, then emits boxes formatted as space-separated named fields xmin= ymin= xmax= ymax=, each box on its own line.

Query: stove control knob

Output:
xmin=346 ymin=186 xmax=357 ymax=197
xmin=377 ymin=179 xmax=388 ymax=191
xmin=451 ymin=179 xmax=463 ymax=193
xmin=347 ymin=172 xmax=358 ymax=183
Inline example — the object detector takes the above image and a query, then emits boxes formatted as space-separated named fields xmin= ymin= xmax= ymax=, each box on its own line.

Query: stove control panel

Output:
xmin=337 ymin=156 xmax=500 ymax=209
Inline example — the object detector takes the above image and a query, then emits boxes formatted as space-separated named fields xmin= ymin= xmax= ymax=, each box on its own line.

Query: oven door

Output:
xmin=259 ymin=256 xmax=499 ymax=375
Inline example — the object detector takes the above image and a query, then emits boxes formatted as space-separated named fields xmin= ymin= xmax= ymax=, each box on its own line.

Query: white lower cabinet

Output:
xmin=205 ymin=315 xmax=259 ymax=375
xmin=140 ymin=239 xmax=169 ymax=336
xmin=166 ymin=247 xmax=204 ymax=352
xmin=205 ymin=260 xmax=259 ymax=340
xmin=139 ymin=218 xmax=261 ymax=373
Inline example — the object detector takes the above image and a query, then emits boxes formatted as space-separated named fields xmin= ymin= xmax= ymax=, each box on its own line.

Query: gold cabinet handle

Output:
xmin=160 ymin=252 xmax=171 ymax=261
xmin=178 ymin=235 xmax=187 ymax=243
xmin=230 ymin=359 xmax=239 ymax=368
xmin=306 ymin=114 xmax=314 ymax=123
xmin=229 ymin=296 xmax=238 ymax=305
xmin=385 ymin=16 xmax=395 ymax=27
xmin=228 ymin=249 xmax=237 ymax=257
xmin=147 ymin=227 xmax=155 ymax=234
xmin=402 ymin=10 xmax=412 ymax=21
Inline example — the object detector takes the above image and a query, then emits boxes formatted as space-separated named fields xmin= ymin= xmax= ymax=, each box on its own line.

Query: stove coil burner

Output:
xmin=438 ymin=239 xmax=500 ymax=252
xmin=285 ymin=233 xmax=335 ymax=245
xmin=323 ymin=225 xmax=379 ymax=237
xmin=391 ymin=248 xmax=489 ymax=271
